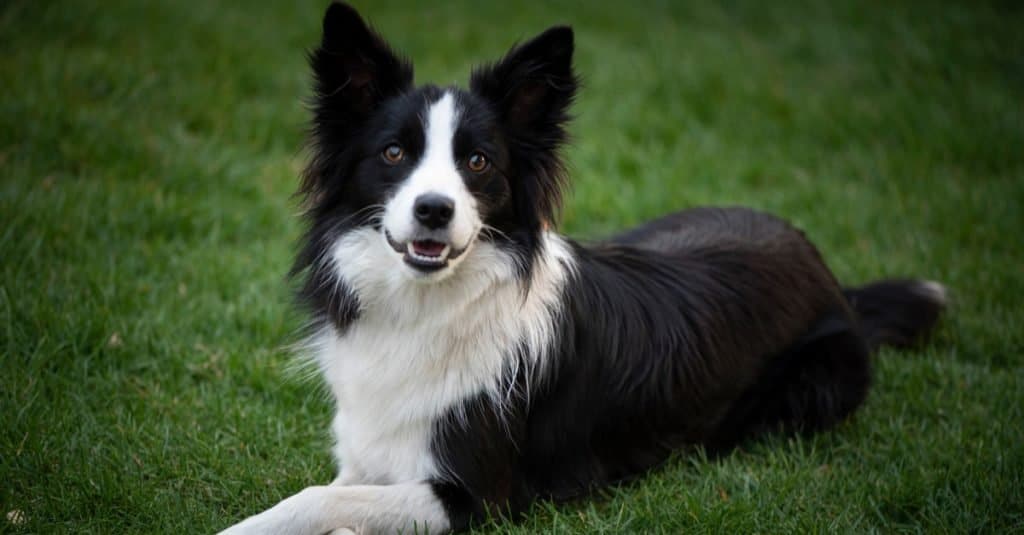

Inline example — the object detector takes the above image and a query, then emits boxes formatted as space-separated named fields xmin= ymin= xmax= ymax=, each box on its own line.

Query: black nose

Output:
xmin=413 ymin=193 xmax=455 ymax=229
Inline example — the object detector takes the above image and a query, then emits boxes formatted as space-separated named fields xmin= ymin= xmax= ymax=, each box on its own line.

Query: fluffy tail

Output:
xmin=843 ymin=279 xmax=948 ymax=351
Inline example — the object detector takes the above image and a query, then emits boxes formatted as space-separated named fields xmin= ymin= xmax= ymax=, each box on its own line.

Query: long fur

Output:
xmin=219 ymin=4 xmax=947 ymax=534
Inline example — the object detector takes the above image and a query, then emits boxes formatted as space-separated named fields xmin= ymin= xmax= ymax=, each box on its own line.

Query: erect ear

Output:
xmin=470 ymin=27 xmax=578 ymax=230
xmin=470 ymin=26 xmax=577 ymax=143
xmin=309 ymin=2 xmax=413 ymax=121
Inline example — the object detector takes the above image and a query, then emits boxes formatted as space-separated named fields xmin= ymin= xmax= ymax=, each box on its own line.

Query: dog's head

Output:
xmin=297 ymin=2 xmax=577 ymax=285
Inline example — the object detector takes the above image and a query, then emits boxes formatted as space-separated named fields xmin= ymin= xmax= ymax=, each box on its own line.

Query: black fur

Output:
xmin=295 ymin=4 xmax=947 ymax=532
xmin=428 ymin=208 xmax=919 ymax=529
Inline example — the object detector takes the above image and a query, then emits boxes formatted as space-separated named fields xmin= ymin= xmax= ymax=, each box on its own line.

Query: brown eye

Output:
xmin=382 ymin=143 xmax=404 ymax=163
xmin=467 ymin=152 xmax=489 ymax=173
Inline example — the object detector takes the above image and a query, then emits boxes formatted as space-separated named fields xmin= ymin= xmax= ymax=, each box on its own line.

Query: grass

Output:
xmin=1 ymin=0 xmax=1022 ymax=532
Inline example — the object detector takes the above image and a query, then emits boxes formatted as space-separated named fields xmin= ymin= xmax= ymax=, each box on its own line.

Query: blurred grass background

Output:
xmin=1 ymin=0 xmax=1022 ymax=532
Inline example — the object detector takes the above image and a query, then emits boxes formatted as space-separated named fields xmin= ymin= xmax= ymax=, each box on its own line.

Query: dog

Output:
xmin=220 ymin=3 xmax=946 ymax=533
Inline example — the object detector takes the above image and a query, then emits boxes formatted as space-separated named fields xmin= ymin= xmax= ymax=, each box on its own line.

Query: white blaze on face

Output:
xmin=381 ymin=92 xmax=480 ymax=259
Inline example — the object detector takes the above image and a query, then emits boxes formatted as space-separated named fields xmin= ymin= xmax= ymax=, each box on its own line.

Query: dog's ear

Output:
xmin=470 ymin=27 xmax=578 ymax=229
xmin=310 ymin=2 xmax=413 ymax=123
xmin=303 ymin=3 xmax=413 ymax=203
xmin=470 ymin=26 xmax=577 ymax=144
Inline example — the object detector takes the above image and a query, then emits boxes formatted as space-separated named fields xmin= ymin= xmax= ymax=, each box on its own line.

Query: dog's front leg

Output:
xmin=217 ymin=481 xmax=450 ymax=535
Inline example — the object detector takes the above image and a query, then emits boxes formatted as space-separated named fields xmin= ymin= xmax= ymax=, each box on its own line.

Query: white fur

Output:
xmin=218 ymin=482 xmax=448 ymax=535
xmin=916 ymin=280 xmax=949 ymax=306
xmin=321 ymin=227 xmax=574 ymax=485
xmin=381 ymin=92 xmax=480 ymax=260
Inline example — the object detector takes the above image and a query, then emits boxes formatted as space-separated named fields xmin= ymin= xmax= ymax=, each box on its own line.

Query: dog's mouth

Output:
xmin=386 ymin=231 xmax=468 ymax=273
xmin=405 ymin=239 xmax=452 ymax=271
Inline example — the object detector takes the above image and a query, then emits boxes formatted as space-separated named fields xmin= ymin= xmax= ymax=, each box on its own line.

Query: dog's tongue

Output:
xmin=412 ymin=240 xmax=446 ymax=257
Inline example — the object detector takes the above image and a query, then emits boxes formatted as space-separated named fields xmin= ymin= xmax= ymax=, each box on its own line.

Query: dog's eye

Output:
xmin=466 ymin=152 xmax=489 ymax=173
xmin=381 ymin=143 xmax=404 ymax=164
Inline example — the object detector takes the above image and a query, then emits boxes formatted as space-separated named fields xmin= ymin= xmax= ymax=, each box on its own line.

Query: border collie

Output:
xmin=221 ymin=3 xmax=946 ymax=533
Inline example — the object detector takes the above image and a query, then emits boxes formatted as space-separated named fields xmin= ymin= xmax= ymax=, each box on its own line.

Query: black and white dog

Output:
xmin=221 ymin=3 xmax=946 ymax=533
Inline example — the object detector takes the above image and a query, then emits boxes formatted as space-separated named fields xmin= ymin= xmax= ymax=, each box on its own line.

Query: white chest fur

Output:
xmin=311 ymin=228 xmax=573 ymax=484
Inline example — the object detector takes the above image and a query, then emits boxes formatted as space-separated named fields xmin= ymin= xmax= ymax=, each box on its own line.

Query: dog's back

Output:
xmin=600 ymin=206 xmax=944 ymax=451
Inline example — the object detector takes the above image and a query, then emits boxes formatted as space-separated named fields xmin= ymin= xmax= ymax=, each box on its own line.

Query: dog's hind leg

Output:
xmin=710 ymin=309 xmax=873 ymax=451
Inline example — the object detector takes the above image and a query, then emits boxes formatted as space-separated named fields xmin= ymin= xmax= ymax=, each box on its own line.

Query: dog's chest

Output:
xmin=313 ymin=232 xmax=573 ymax=484
xmin=315 ymin=297 xmax=521 ymax=483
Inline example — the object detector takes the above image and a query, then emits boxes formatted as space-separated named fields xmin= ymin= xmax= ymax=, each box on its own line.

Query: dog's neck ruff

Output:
xmin=311 ymin=229 xmax=575 ymax=483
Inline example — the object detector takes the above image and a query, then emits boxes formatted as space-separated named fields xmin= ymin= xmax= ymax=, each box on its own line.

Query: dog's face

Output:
xmin=297 ymin=3 xmax=577 ymax=284
xmin=371 ymin=89 xmax=502 ymax=275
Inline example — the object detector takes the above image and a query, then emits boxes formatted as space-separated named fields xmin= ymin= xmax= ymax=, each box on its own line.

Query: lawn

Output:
xmin=2 ymin=0 xmax=1022 ymax=533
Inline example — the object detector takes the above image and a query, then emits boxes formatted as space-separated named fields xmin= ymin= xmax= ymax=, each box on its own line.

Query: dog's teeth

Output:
xmin=403 ymin=239 xmax=452 ymax=262
xmin=402 ymin=241 xmax=452 ymax=266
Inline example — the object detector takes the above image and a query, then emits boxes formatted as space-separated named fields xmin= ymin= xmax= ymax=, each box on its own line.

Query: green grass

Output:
xmin=2 ymin=0 xmax=1022 ymax=532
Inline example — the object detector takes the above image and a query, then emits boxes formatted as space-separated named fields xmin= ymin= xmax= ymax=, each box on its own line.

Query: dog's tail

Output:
xmin=843 ymin=279 xmax=948 ymax=351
